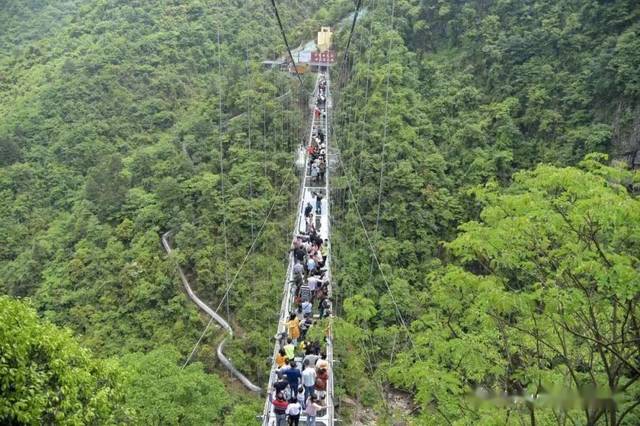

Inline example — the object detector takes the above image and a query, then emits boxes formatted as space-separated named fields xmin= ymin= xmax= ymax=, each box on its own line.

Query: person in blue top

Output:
xmin=307 ymin=257 xmax=316 ymax=274
xmin=282 ymin=360 xmax=302 ymax=394
xmin=312 ymin=191 xmax=323 ymax=215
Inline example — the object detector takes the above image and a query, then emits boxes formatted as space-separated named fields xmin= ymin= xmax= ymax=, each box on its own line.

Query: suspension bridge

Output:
xmin=261 ymin=73 xmax=335 ymax=426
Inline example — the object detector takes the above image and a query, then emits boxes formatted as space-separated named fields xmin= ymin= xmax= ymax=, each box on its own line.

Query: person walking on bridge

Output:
xmin=304 ymin=395 xmax=324 ymax=426
xmin=286 ymin=313 xmax=301 ymax=345
xmin=306 ymin=256 xmax=317 ymax=275
xmin=303 ymin=347 xmax=319 ymax=369
xmin=300 ymin=316 xmax=313 ymax=340
xmin=299 ymin=281 xmax=312 ymax=303
xmin=283 ymin=338 xmax=295 ymax=360
xmin=314 ymin=192 xmax=323 ymax=215
xmin=315 ymin=367 xmax=328 ymax=399
xmin=300 ymin=300 xmax=313 ymax=318
xmin=301 ymin=359 xmax=316 ymax=406
xmin=276 ymin=348 xmax=289 ymax=368
xmin=294 ymin=246 xmax=305 ymax=263
xmin=282 ymin=360 xmax=302 ymax=395
xmin=292 ymin=260 xmax=304 ymax=288
xmin=285 ymin=397 xmax=301 ymax=426
xmin=316 ymin=353 xmax=329 ymax=371
xmin=319 ymin=160 xmax=326 ymax=183
xmin=274 ymin=376 xmax=289 ymax=399
xmin=269 ymin=391 xmax=289 ymax=426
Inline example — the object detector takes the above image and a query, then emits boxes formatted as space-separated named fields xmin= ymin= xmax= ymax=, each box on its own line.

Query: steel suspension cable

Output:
xmin=216 ymin=25 xmax=231 ymax=320
xmin=342 ymin=0 xmax=364 ymax=64
xmin=321 ymin=4 xmax=429 ymax=422
xmin=328 ymin=3 xmax=422 ymax=353
xmin=243 ymin=6 xmax=256 ymax=241
xmin=347 ymin=0 xmax=377 ymax=185
xmin=263 ymin=102 xmax=268 ymax=178
xmin=181 ymin=4 xmax=298 ymax=365
xmin=182 ymin=167 xmax=295 ymax=365
xmin=182 ymin=317 xmax=214 ymax=368
xmin=366 ymin=0 xmax=396 ymax=282
xmin=269 ymin=0 xmax=304 ymax=87
xmin=373 ymin=0 xmax=396 ymax=236
xmin=331 ymin=0 xmax=368 ymax=194
xmin=333 ymin=0 xmax=367 ymax=99
xmin=338 ymin=0 xmax=377 ymax=288
xmin=333 ymin=141 xmax=422 ymax=361
xmin=281 ymin=93 xmax=285 ymax=160
xmin=213 ymin=167 xmax=294 ymax=313
xmin=356 ymin=0 xmax=376 ymax=186
xmin=330 ymin=0 xmax=374 ymax=259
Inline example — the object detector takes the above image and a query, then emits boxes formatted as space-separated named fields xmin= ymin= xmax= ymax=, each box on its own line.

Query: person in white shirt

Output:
xmin=301 ymin=300 xmax=313 ymax=317
xmin=301 ymin=359 xmax=317 ymax=406
xmin=296 ymin=386 xmax=306 ymax=409
xmin=285 ymin=397 xmax=301 ymax=426
xmin=307 ymin=276 xmax=318 ymax=293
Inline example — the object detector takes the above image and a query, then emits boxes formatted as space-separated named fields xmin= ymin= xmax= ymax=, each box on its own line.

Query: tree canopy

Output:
xmin=120 ymin=347 xmax=231 ymax=425
xmin=1 ymin=0 xmax=639 ymax=424
xmin=329 ymin=0 xmax=640 ymax=424
xmin=0 ymin=296 xmax=129 ymax=425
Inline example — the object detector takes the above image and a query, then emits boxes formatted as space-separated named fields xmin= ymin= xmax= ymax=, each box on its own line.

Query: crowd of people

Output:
xmin=309 ymin=77 xmax=328 ymax=185
xmin=267 ymin=75 xmax=332 ymax=426
xmin=270 ymin=344 xmax=330 ymax=426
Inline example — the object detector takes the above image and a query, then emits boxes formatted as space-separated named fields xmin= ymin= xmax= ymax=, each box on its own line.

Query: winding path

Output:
xmin=161 ymin=231 xmax=262 ymax=393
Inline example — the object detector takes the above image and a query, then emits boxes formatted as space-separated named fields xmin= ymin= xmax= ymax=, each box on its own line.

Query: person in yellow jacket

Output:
xmin=286 ymin=313 xmax=301 ymax=345
xmin=275 ymin=348 xmax=289 ymax=368
xmin=283 ymin=339 xmax=296 ymax=360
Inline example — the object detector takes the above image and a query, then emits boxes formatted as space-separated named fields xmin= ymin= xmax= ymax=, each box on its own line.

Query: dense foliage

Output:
xmin=2 ymin=0 xmax=639 ymax=424
xmin=0 ymin=296 xmax=129 ymax=424
xmin=0 ymin=0 xmax=322 ymax=421
xmin=0 ymin=297 xmax=245 ymax=424
xmin=330 ymin=0 xmax=640 ymax=424
xmin=120 ymin=347 xmax=230 ymax=424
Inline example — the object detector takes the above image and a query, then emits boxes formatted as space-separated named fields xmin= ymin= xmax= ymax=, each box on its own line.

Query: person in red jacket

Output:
xmin=315 ymin=367 xmax=328 ymax=399
xmin=269 ymin=391 xmax=289 ymax=426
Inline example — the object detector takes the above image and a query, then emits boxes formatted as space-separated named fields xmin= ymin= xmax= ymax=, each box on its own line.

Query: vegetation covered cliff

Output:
xmin=1 ymin=0 xmax=639 ymax=424
xmin=331 ymin=0 xmax=640 ymax=424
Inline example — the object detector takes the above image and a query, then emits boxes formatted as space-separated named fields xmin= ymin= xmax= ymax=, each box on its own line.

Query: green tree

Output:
xmin=84 ymin=154 xmax=130 ymax=221
xmin=120 ymin=346 xmax=231 ymax=425
xmin=0 ymin=296 xmax=130 ymax=425
xmin=390 ymin=158 xmax=640 ymax=425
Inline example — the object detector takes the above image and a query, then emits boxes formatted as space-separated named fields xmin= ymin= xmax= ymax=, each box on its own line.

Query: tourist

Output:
xmin=301 ymin=359 xmax=317 ymax=404
xmin=283 ymin=338 xmax=295 ymax=360
xmin=270 ymin=391 xmax=288 ymax=426
xmin=276 ymin=348 xmax=288 ymax=368
xmin=304 ymin=395 xmax=324 ymax=426
xmin=282 ymin=360 xmax=302 ymax=395
xmin=286 ymin=313 xmax=301 ymax=345
xmin=315 ymin=367 xmax=328 ymax=399
xmin=285 ymin=396 xmax=301 ymax=426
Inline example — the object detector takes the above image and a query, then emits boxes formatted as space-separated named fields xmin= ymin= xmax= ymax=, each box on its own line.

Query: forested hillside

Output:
xmin=1 ymin=0 xmax=639 ymax=424
xmin=331 ymin=0 xmax=639 ymax=424
xmin=0 ymin=0 xmax=343 ymax=423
